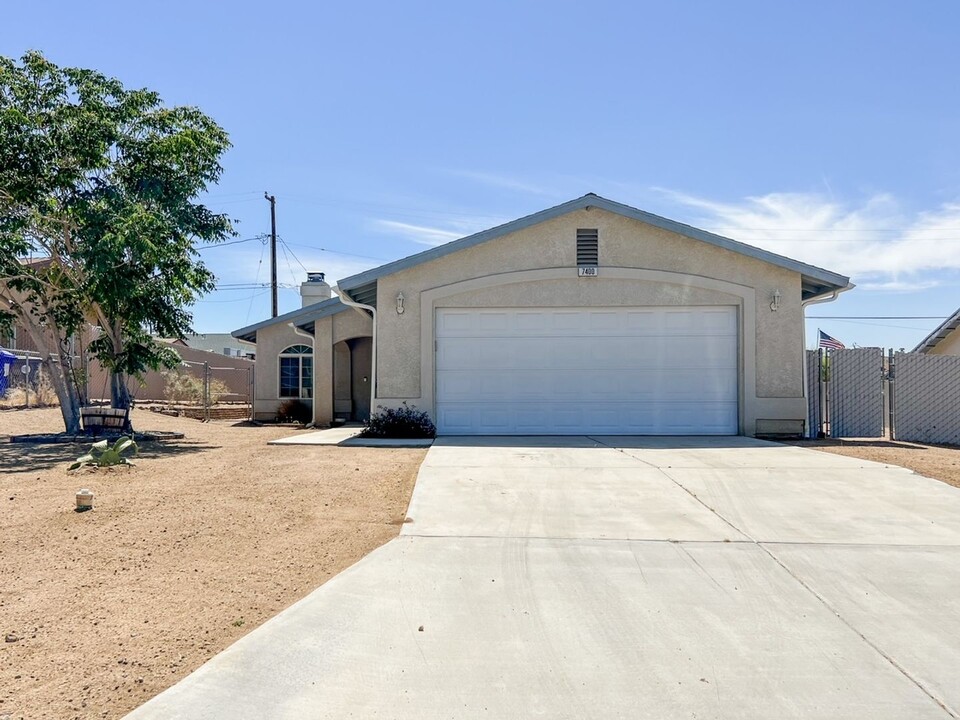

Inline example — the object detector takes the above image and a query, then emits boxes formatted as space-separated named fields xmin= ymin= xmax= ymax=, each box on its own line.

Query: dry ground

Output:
xmin=0 ymin=408 xmax=427 ymax=720
xmin=787 ymin=438 xmax=960 ymax=489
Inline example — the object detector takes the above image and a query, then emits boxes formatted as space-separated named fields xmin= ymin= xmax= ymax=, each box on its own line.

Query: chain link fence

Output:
xmin=891 ymin=352 xmax=960 ymax=445
xmin=1 ymin=349 xmax=254 ymax=421
xmin=807 ymin=347 xmax=960 ymax=444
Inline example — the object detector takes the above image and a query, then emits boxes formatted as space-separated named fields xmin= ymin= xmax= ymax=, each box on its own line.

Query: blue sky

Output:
xmin=5 ymin=1 xmax=960 ymax=349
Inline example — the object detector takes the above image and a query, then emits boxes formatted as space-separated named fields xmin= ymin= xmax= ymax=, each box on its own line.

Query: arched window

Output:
xmin=279 ymin=344 xmax=313 ymax=398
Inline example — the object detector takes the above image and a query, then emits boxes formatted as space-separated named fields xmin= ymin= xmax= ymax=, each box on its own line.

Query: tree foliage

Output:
xmin=0 ymin=51 xmax=233 ymax=430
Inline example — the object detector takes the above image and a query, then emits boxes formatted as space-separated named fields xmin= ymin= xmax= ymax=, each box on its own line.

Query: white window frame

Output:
xmin=278 ymin=344 xmax=313 ymax=399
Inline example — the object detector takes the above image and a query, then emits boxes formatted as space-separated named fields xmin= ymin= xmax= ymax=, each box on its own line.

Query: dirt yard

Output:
xmin=787 ymin=438 xmax=960 ymax=489
xmin=0 ymin=408 xmax=427 ymax=720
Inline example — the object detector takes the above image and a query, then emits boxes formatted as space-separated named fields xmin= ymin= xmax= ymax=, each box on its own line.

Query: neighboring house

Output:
xmin=233 ymin=194 xmax=851 ymax=436
xmin=0 ymin=257 xmax=52 ymax=353
xmin=913 ymin=307 xmax=960 ymax=355
xmin=162 ymin=333 xmax=256 ymax=359
xmin=0 ymin=323 xmax=37 ymax=353
xmin=85 ymin=344 xmax=254 ymax=403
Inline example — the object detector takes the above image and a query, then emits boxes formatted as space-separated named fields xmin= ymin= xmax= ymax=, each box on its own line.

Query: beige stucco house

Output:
xmin=913 ymin=307 xmax=960 ymax=355
xmin=233 ymin=194 xmax=851 ymax=436
xmin=233 ymin=273 xmax=373 ymax=423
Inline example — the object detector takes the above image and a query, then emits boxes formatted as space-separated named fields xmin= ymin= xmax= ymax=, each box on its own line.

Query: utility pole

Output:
xmin=264 ymin=192 xmax=278 ymax=318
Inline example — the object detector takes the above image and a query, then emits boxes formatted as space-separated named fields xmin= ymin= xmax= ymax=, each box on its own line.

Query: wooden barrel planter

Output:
xmin=81 ymin=406 xmax=130 ymax=434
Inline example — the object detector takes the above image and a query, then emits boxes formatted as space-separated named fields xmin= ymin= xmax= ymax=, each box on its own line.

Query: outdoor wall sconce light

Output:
xmin=396 ymin=291 xmax=405 ymax=315
xmin=770 ymin=289 xmax=782 ymax=312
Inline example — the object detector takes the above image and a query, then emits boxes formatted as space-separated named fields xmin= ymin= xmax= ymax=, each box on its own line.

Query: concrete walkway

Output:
xmin=268 ymin=425 xmax=433 ymax=447
xmin=127 ymin=436 xmax=960 ymax=719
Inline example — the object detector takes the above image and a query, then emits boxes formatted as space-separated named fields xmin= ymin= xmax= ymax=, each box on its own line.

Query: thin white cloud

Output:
xmin=656 ymin=189 xmax=960 ymax=286
xmin=855 ymin=279 xmax=942 ymax=293
xmin=208 ymin=244 xmax=376 ymax=287
xmin=374 ymin=220 xmax=464 ymax=246
xmin=446 ymin=170 xmax=559 ymax=197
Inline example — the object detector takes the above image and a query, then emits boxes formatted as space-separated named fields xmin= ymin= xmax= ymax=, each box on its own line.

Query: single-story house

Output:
xmin=161 ymin=333 xmax=256 ymax=359
xmin=232 ymin=193 xmax=851 ymax=436
xmin=913 ymin=307 xmax=960 ymax=355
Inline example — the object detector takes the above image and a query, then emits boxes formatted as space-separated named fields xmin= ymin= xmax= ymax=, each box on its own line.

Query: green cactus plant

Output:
xmin=68 ymin=436 xmax=139 ymax=471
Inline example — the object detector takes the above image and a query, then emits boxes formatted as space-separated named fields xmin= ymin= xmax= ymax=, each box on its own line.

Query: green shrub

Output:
xmin=360 ymin=403 xmax=436 ymax=439
xmin=163 ymin=370 xmax=229 ymax=404
xmin=68 ymin=436 xmax=138 ymax=471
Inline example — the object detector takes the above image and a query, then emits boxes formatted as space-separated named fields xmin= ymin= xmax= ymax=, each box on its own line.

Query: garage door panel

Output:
xmin=435 ymin=401 xmax=740 ymax=435
xmin=477 ymin=312 xmax=509 ymax=333
xmin=435 ymin=307 xmax=738 ymax=435
xmin=438 ymin=367 xmax=738 ymax=404
xmin=623 ymin=310 xmax=661 ymax=334
xmin=700 ymin=308 xmax=739 ymax=333
xmin=436 ymin=340 xmax=503 ymax=370
xmin=441 ymin=369 xmax=735 ymax=403
xmin=662 ymin=336 xmax=732 ymax=364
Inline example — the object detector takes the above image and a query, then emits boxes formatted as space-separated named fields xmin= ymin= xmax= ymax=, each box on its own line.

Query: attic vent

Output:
xmin=576 ymin=229 xmax=599 ymax=267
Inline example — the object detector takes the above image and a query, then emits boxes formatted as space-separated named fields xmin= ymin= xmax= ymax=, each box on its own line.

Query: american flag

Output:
xmin=818 ymin=330 xmax=845 ymax=350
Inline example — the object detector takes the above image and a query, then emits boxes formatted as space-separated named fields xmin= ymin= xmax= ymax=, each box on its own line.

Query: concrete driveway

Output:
xmin=127 ymin=436 xmax=960 ymax=719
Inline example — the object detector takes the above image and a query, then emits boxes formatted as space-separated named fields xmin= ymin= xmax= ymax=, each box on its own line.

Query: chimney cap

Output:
xmin=306 ymin=272 xmax=326 ymax=283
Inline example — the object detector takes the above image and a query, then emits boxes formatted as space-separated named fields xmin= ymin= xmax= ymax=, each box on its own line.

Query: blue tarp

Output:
xmin=0 ymin=347 xmax=16 ymax=397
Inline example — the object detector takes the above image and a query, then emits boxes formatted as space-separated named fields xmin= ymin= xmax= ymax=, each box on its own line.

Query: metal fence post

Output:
xmin=821 ymin=348 xmax=830 ymax=438
xmin=817 ymin=348 xmax=824 ymax=438
xmin=203 ymin=361 xmax=210 ymax=422
xmin=887 ymin=348 xmax=896 ymax=441
xmin=249 ymin=365 xmax=255 ymax=421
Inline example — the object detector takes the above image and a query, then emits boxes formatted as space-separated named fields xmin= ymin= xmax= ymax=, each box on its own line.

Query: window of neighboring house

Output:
xmin=279 ymin=344 xmax=313 ymax=398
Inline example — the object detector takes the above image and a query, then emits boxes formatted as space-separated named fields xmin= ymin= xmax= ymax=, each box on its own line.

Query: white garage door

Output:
xmin=435 ymin=306 xmax=738 ymax=435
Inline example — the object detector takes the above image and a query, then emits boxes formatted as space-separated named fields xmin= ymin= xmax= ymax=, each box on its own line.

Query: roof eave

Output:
xmin=337 ymin=193 xmax=850 ymax=294
xmin=231 ymin=297 xmax=349 ymax=344
xmin=912 ymin=307 xmax=960 ymax=353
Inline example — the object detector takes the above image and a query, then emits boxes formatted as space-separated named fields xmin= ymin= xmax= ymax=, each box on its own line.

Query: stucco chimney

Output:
xmin=300 ymin=272 xmax=332 ymax=307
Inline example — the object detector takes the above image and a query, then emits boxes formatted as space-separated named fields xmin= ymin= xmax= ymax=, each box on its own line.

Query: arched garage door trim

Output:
xmin=419 ymin=267 xmax=757 ymax=434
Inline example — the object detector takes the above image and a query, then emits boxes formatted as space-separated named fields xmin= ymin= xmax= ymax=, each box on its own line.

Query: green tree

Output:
xmin=0 ymin=51 xmax=232 ymax=432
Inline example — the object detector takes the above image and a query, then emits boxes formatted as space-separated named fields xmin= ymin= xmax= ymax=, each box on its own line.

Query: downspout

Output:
xmin=335 ymin=287 xmax=377 ymax=418
xmin=288 ymin=323 xmax=318 ymax=426
xmin=800 ymin=283 xmax=855 ymax=437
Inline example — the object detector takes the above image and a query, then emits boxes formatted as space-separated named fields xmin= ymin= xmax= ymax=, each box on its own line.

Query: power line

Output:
xmin=276 ymin=239 xmax=300 ymax=288
xmin=197 ymin=289 xmax=271 ymax=304
xmin=818 ymin=318 xmax=934 ymax=331
xmin=203 ymin=191 xmax=262 ymax=200
xmin=245 ymin=237 xmax=268 ymax=324
xmin=279 ymin=238 xmax=309 ymax=274
xmin=806 ymin=315 xmax=946 ymax=319
xmin=198 ymin=235 xmax=268 ymax=251
xmin=214 ymin=282 xmax=298 ymax=290
xmin=280 ymin=240 xmax=389 ymax=262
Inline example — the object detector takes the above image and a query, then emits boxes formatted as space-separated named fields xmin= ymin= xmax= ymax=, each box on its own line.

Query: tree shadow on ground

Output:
xmin=0 ymin=439 xmax=217 ymax=474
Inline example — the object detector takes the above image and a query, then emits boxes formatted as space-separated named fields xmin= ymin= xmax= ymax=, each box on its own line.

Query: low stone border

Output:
xmin=6 ymin=430 xmax=185 ymax=444
xmin=145 ymin=405 xmax=251 ymax=421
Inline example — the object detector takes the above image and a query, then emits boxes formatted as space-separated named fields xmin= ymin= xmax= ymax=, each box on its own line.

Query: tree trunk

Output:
xmin=110 ymin=371 xmax=134 ymax=432
xmin=15 ymin=314 xmax=83 ymax=434
xmin=46 ymin=355 xmax=83 ymax=434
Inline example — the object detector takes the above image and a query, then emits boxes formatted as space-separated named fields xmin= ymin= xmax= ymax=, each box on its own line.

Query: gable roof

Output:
xmin=231 ymin=297 xmax=351 ymax=343
xmin=913 ymin=307 xmax=960 ymax=353
xmin=338 ymin=193 xmax=851 ymax=304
